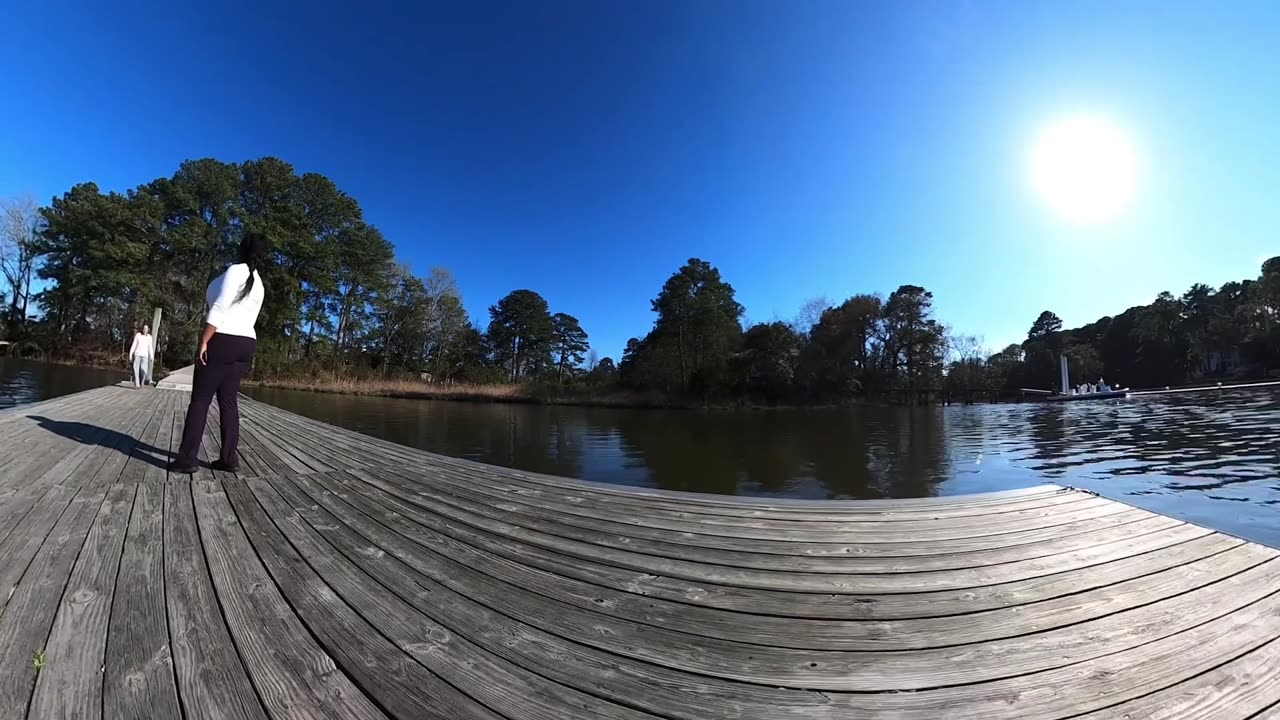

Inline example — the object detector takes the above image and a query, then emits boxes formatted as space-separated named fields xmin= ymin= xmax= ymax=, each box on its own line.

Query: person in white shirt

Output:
xmin=171 ymin=232 xmax=266 ymax=475
xmin=128 ymin=324 xmax=155 ymax=388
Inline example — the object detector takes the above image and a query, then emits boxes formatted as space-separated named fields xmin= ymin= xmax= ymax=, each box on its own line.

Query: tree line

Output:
xmin=610 ymin=255 xmax=1278 ymax=404
xmin=0 ymin=157 xmax=592 ymax=386
xmin=1002 ymin=264 xmax=1280 ymax=395
xmin=2 ymin=156 xmax=1277 ymax=404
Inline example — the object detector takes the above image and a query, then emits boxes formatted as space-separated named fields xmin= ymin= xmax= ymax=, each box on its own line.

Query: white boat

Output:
xmin=1046 ymin=354 xmax=1129 ymax=402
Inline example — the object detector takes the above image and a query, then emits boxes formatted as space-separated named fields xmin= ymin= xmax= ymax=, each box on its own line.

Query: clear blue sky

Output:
xmin=3 ymin=1 xmax=1276 ymax=359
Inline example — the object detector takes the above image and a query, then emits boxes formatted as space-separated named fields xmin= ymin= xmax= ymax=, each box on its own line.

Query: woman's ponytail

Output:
xmin=234 ymin=231 xmax=266 ymax=304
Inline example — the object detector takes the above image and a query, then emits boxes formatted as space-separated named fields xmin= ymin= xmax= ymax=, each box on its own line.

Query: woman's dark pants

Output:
xmin=175 ymin=334 xmax=257 ymax=468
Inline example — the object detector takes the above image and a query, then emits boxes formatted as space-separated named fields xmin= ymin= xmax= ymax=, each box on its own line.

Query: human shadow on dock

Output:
xmin=29 ymin=416 xmax=173 ymax=470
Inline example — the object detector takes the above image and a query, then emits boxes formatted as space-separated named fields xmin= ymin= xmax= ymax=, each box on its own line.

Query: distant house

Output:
xmin=1201 ymin=347 xmax=1242 ymax=376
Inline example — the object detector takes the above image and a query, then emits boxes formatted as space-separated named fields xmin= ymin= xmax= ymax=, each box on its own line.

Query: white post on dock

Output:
xmin=151 ymin=307 xmax=163 ymax=372
xmin=1060 ymin=353 xmax=1070 ymax=394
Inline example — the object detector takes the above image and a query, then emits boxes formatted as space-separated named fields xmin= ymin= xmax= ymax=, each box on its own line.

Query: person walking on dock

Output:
xmin=171 ymin=232 xmax=266 ymax=475
xmin=129 ymin=324 xmax=154 ymax=388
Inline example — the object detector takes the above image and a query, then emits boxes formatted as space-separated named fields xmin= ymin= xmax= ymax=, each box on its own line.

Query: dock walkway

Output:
xmin=0 ymin=385 xmax=1278 ymax=719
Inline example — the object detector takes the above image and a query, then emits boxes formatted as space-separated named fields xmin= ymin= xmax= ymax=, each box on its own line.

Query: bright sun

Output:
xmin=1030 ymin=114 xmax=1140 ymax=224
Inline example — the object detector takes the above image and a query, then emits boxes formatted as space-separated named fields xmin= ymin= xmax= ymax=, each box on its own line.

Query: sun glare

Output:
xmin=1030 ymin=114 xmax=1139 ymax=224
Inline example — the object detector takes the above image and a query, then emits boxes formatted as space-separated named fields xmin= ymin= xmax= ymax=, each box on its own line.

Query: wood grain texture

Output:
xmin=318 ymin=468 xmax=1245 ymax=619
xmin=346 ymin=465 xmax=1214 ymax=594
xmin=29 ymin=483 xmax=137 ymax=719
xmin=145 ymin=391 xmax=177 ymax=484
xmin=0 ymin=398 xmax=139 ymax=551
xmin=292 ymin=474 xmax=1275 ymax=651
xmin=163 ymin=481 xmax=266 ymax=720
xmin=2 ymin=385 xmax=1278 ymax=719
xmin=104 ymin=482 xmax=182 ymax=720
xmin=1073 ymin=635 xmax=1280 ymax=719
xmin=355 ymin=467 xmax=1171 ymax=571
xmin=295 ymin=471 xmax=1279 ymax=692
xmin=242 ymin=476 xmax=632 ymax=720
xmin=190 ymin=479 xmax=385 ymax=720
xmin=0 ymin=399 xmax=142 ymax=719
xmin=224 ymin=477 xmax=505 ymax=720
xmin=274 ymin=472 xmax=833 ymax=720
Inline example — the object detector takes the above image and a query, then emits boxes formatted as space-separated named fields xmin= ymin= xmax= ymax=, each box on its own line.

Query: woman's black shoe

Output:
xmin=169 ymin=462 xmax=199 ymax=475
xmin=211 ymin=460 xmax=241 ymax=474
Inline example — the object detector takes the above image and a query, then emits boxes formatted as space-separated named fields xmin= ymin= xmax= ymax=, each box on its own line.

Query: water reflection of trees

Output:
xmin=270 ymin=386 xmax=1280 ymax=495
xmin=610 ymin=406 xmax=950 ymax=499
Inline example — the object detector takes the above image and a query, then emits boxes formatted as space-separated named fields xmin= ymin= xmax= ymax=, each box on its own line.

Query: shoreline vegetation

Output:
xmin=6 ymin=352 xmax=1280 ymax=410
xmin=242 ymin=373 xmax=682 ymax=409
xmin=2 ymin=157 xmax=1278 ymax=408
xmin=242 ymin=370 xmax=1280 ymax=408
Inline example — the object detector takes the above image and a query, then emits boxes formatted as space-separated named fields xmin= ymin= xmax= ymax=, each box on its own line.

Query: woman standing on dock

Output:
xmin=128 ymin=324 xmax=154 ymax=388
xmin=170 ymin=232 xmax=266 ymax=475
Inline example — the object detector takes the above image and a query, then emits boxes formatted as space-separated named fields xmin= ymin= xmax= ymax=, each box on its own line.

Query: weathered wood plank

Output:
xmin=849 ymin=587 xmax=1280 ymax=719
xmin=145 ymin=391 xmax=178 ymax=484
xmin=319 ymin=470 xmax=1243 ymax=619
xmin=0 ymin=399 xmax=134 ymax=553
xmin=4 ymin=387 xmax=1278 ymax=719
xmin=0 ymin=385 xmax=107 ymax=424
xmin=0 ymin=398 xmax=145 ymax=620
xmin=294 ymin=471 xmax=1280 ymax=692
xmin=384 ymin=459 xmax=1096 ymax=526
xmin=238 ymin=414 xmax=319 ymax=475
xmin=116 ymin=393 xmax=166 ymax=485
xmin=0 ymin=402 xmax=146 ymax=718
xmin=346 ymin=466 xmax=1213 ymax=594
xmin=29 ymin=483 xmax=137 ymax=719
xmin=104 ymin=483 xmax=182 ymax=720
xmin=1073 ymin=635 xmax=1280 ymax=719
xmin=240 ymin=404 xmax=354 ymax=474
xmin=243 ymin=400 xmax=1092 ymax=531
xmin=0 ymin=390 xmax=105 ymax=470
xmin=244 ymin=409 xmax=360 ymax=474
xmin=190 ymin=479 xmax=385 ymax=719
xmin=233 ymin=418 xmax=296 ymax=478
xmin=247 ymin=401 xmax=1079 ymax=521
xmin=307 ymin=473 xmax=1275 ymax=651
xmin=275 ymin=473 xmax=832 ymax=720
xmin=163 ymin=482 xmax=266 ymax=720
xmin=229 ymin=477 xmax=549 ymax=720
xmin=364 ymin=468 xmax=1172 ymax=571
xmin=239 ymin=396 xmax=1062 ymax=509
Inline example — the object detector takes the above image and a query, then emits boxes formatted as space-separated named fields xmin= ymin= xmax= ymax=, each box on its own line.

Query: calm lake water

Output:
xmin=0 ymin=358 xmax=125 ymax=410
xmin=4 ymin=359 xmax=1278 ymax=548
xmin=244 ymin=384 xmax=1280 ymax=548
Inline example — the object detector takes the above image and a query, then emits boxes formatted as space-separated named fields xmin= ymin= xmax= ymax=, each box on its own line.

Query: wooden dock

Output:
xmin=1 ymin=385 xmax=1279 ymax=719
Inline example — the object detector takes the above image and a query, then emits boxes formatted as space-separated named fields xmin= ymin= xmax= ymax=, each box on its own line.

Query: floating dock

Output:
xmin=1 ymin=384 xmax=1278 ymax=719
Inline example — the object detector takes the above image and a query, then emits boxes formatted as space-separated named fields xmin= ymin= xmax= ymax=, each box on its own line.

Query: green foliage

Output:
xmin=879 ymin=285 xmax=946 ymax=398
xmin=21 ymin=158 xmax=1276 ymax=403
xmin=550 ymin=312 xmax=590 ymax=384
xmin=801 ymin=294 xmax=881 ymax=399
xmin=586 ymin=356 xmax=617 ymax=386
xmin=17 ymin=159 xmax=502 ymax=382
xmin=488 ymin=289 xmax=554 ymax=381
xmin=645 ymin=258 xmax=744 ymax=395
xmin=1027 ymin=310 xmax=1063 ymax=340
xmin=1006 ymin=256 xmax=1280 ymax=392
xmin=736 ymin=322 xmax=802 ymax=401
